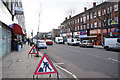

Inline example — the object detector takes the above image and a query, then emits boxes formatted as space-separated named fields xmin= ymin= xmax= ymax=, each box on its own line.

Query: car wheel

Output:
xmin=85 ymin=45 xmax=87 ymax=48
xmin=106 ymin=46 xmax=109 ymax=51
xmin=45 ymin=47 xmax=47 ymax=49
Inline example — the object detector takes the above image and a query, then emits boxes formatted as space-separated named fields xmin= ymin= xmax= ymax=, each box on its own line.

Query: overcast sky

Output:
xmin=21 ymin=0 xmax=103 ymax=37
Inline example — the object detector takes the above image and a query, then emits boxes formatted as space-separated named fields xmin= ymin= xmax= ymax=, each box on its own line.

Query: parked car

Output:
xmin=104 ymin=38 xmax=120 ymax=51
xmin=79 ymin=40 xmax=93 ymax=48
xmin=55 ymin=37 xmax=64 ymax=44
xmin=46 ymin=39 xmax=53 ymax=45
xmin=67 ymin=38 xmax=80 ymax=46
xmin=35 ymin=40 xmax=47 ymax=49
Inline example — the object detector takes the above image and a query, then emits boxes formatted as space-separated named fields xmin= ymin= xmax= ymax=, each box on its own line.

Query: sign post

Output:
xmin=33 ymin=53 xmax=59 ymax=79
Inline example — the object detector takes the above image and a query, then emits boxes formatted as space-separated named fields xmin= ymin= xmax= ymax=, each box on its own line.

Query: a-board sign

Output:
xmin=34 ymin=53 xmax=57 ymax=75
xmin=29 ymin=45 xmax=39 ymax=54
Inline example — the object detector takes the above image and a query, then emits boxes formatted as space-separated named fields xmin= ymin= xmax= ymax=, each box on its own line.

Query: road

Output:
xmin=40 ymin=43 xmax=119 ymax=78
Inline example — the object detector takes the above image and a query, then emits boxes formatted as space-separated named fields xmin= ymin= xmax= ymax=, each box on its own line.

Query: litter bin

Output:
xmin=18 ymin=45 xmax=21 ymax=51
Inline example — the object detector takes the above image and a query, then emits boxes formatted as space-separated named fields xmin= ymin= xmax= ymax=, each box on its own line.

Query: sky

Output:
xmin=21 ymin=0 xmax=104 ymax=37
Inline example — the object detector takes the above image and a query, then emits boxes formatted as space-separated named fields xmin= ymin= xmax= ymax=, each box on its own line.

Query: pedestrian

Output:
xmin=28 ymin=38 xmax=30 ymax=45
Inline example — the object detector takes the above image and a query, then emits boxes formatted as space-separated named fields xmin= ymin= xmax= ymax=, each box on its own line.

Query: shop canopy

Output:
xmin=9 ymin=23 xmax=24 ymax=35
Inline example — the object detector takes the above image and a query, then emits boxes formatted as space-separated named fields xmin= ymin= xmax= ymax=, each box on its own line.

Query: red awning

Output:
xmin=13 ymin=23 xmax=24 ymax=35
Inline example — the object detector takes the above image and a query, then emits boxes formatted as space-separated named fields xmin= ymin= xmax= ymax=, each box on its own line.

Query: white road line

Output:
xmin=108 ymin=58 xmax=119 ymax=62
xmin=56 ymin=65 xmax=78 ymax=80
xmin=54 ymin=63 xmax=64 ymax=65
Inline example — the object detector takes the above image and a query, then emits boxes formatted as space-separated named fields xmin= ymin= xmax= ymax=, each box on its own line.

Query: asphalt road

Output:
xmin=40 ymin=43 xmax=119 ymax=78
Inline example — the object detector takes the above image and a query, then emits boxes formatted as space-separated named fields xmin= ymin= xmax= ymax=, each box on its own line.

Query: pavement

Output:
xmin=1 ymin=44 xmax=67 ymax=79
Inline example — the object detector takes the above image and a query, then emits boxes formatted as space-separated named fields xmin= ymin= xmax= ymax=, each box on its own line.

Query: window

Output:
xmin=115 ymin=17 xmax=118 ymax=24
xmin=91 ymin=23 xmax=93 ymax=28
xmin=98 ymin=11 xmax=101 ymax=16
xmin=108 ymin=19 xmax=111 ymax=25
xmin=103 ymin=9 xmax=106 ymax=15
xmin=87 ymin=24 xmax=89 ymax=29
xmin=99 ymin=21 xmax=101 ymax=27
xmin=83 ymin=25 xmax=86 ymax=29
xmin=87 ymin=15 xmax=89 ymax=20
xmin=73 ymin=20 xmax=74 ymax=24
xmin=69 ymin=28 xmax=70 ymax=32
xmin=103 ymin=20 xmax=106 ymax=26
xmin=83 ymin=16 xmax=86 ymax=23
xmin=75 ymin=27 xmax=77 ymax=31
xmin=114 ymin=4 xmax=118 ymax=11
xmin=78 ymin=26 xmax=79 ymax=30
xmin=75 ymin=20 xmax=77 ymax=24
xmin=81 ymin=17 xmax=82 ymax=22
xmin=81 ymin=25 xmax=82 ymax=30
xmin=108 ymin=7 xmax=112 ymax=13
xmin=94 ymin=12 xmax=97 ymax=18
xmin=90 ymin=13 xmax=92 ymax=19
xmin=78 ymin=18 xmax=79 ymax=23
xmin=94 ymin=22 xmax=97 ymax=28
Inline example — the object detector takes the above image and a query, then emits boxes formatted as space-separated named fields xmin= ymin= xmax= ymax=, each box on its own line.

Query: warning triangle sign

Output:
xmin=29 ymin=45 xmax=39 ymax=54
xmin=34 ymin=53 xmax=57 ymax=75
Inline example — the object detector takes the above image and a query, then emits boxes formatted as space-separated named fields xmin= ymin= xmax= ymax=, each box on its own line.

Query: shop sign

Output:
xmin=15 ymin=7 xmax=24 ymax=15
xmin=61 ymin=33 xmax=67 ymax=37
xmin=67 ymin=33 xmax=72 ymax=36
xmin=80 ymin=31 xmax=87 ymax=35
xmin=90 ymin=29 xmax=100 ymax=35
xmin=74 ymin=32 xmax=80 ymax=36
xmin=102 ymin=27 xmax=118 ymax=33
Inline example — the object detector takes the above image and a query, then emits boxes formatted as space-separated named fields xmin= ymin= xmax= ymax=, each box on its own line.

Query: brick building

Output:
xmin=60 ymin=2 xmax=119 ymax=45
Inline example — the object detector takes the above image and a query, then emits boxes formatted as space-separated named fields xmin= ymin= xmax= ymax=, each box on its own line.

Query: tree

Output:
xmin=65 ymin=8 xmax=76 ymax=38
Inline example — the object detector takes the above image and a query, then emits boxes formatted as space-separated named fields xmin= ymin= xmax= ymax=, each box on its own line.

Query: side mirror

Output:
xmin=117 ymin=38 xmax=120 ymax=43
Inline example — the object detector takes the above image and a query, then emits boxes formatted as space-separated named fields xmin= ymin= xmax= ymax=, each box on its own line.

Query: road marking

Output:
xmin=54 ymin=63 xmax=64 ymax=65
xmin=56 ymin=65 xmax=78 ymax=80
xmin=108 ymin=58 xmax=119 ymax=62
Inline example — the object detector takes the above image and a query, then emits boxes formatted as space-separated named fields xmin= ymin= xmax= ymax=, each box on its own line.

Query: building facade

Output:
xmin=51 ymin=29 xmax=60 ymax=40
xmin=60 ymin=2 xmax=119 ymax=45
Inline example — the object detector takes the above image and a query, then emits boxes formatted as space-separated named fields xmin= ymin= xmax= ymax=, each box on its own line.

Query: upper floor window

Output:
xmin=103 ymin=9 xmax=106 ymax=15
xmin=99 ymin=21 xmax=101 ymax=27
xmin=94 ymin=22 xmax=97 ymax=28
xmin=90 ymin=13 xmax=92 ymax=19
xmin=83 ymin=16 xmax=86 ymax=23
xmin=75 ymin=27 xmax=77 ymax=31
xmin=73 ymin=20 xmax=74 ymax=24
xmin=75 ymin=20 xmax=77 ymax=24
xmin=115 ymin=17 xmax=118 ymax=24
xmin=87 ymin=15 xmax=89 ymax=20
xmin=94 ymin=12 xmax=97 ymax=18
xmin=98 ymin=11 xmax=101 ymax=16
xmin=78 ymin=18 xmax=79 ymax=23
xmin=108 ymin=19 xmax=111 ymax=25
xmin=91 ymin=23 xmax=93 ymax=28
xmin=78 ymin=26 xmax=79 ymax=30
xmin=83 ymin=25 xmax=86 ymax=30
xmin=81 ymin=25 xmax=83 ymax=30
xmin=87 ymin=24 xmax=89 ymax=29
xmin=107 ymin=7 xmax=112 ymax=13
xmin=81 ymin=17 xmax=82 ymax=22
xmin=114 ymin=4 xmax=118 ymax=11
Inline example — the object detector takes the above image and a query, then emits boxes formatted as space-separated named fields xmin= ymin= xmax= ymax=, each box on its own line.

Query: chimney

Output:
xmin=84 ymin=7 xmax=87 ymax=12
xmin=93 ymin=2 xmax=96 ymax=7
xmin=69 ymin=15 xmax=71 ymax=19
xmin=65 ymin=17 xmax=67 ymax=21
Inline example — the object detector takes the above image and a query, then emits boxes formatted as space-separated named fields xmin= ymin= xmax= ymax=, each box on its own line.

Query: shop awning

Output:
xmin=9 ymin=23 xmax=24 ymax=35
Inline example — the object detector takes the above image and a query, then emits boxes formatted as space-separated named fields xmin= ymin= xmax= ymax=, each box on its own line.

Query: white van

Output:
xmin=67 ymin=38 xmax=80 ymax=46
xmin=55 ymin=37 xmax=64 ymax=44
xmin=104 ymin=38 xmax=120 ymax=51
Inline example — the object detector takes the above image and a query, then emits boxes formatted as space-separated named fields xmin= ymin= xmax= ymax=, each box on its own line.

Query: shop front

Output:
xmin=90 ymin=27 xmax=119 ymax=45
xmin=10 ymin=23 xmax=24 ymax=51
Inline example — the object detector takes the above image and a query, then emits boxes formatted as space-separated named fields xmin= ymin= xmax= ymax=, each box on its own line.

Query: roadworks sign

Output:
xmin=34 ymin=53 xmax=57 ymax=75
xmin=29 ymin=45 xmax=39 ymax=54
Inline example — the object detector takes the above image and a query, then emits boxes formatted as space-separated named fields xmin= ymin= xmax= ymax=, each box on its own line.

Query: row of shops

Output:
xmin=60 ymin=27 xmax=119 ymax=45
